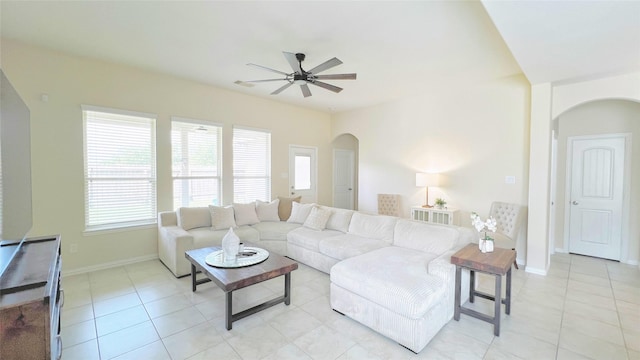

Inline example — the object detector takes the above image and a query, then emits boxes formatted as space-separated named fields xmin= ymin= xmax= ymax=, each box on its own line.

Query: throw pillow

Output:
xmin=256 ymin=199 xmax=281 ymax=222
xmin=303 ymin=206 xmax=332 ymax=231
xmin=287 ymin=202 xmax=315 ymax=224
xmin=278 ymin=196 xmax=301 ymax=221
xmin=208 ymin=205 xmax=236 ymax=230
xmin=177 ymin=207 xmax=211 ymax=231
xmin=233 ymin=202 xmax=260 ymax=226
xmin=322 ymin=206 xmax=354 ymax=233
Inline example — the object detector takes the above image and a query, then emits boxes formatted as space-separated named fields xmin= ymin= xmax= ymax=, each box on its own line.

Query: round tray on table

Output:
xmin=205 ymin=247 xmax=269 ymax=268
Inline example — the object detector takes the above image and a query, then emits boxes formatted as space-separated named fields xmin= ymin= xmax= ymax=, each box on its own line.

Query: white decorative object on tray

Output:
xmin=205 ymin=247 xmax=270 ymax=268
xmin=221 ymin=227 xmax=240 ymax=262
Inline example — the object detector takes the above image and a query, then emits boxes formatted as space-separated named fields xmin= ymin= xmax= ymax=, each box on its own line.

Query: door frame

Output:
xmin=333 ymin=148 xmax=355 ymax=209
xmin=562 ymin=133 xmax=632 ymax=262
xmin=288 ymin=145 xmax=318 ymax=203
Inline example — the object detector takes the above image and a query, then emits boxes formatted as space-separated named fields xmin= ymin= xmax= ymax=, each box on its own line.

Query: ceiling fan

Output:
xmin=242 ymin=52 xmax=357 ymax=98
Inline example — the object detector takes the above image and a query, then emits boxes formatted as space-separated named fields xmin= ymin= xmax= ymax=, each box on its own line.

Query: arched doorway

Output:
xmin=550 ymin=99 xmax=639 ymax=263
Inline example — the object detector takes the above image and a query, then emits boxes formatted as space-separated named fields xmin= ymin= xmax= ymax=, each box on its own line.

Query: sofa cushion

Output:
xmin=177 ymin=207 xmax=211 ymax=231
xmin=233 ymin=202 xmax=260 ymax=226
xmin=347 ymin=212 xmax=397 ymax=243
xmin=393 ymin=219 xmax=459 ymax=255
xmin=278 ymin=196 xmax=301 ymax=221
xmin=287 ymin=227 xmax=344 ymax=252
xmin=190 ymin=225 xmax=260 ymax=247
xmin=208 ymin=205 xmax=237 ymax=230
xmin=287 ymin=202 xmax=314 ymax=224
xmin=256 ymin=199 xmax=281 ymax=222
xmin=321 ymin=206 xmax=354 ymax=233
xmin=303 ymin=206 xmax=332 ymax=231
xmin=250 ymin=221 xmax=301 ymax=241
xmin=319 ymin=234 xmax=390 ymax=261
xmin=331 ymin=246 xmax=443 ymax=319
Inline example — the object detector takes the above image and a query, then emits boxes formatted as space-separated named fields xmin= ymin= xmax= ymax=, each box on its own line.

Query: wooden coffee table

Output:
xmin=451 ymin=243 xmax=516 ymax=336
xmin=185 ymin=245 xmax=298 ymax=330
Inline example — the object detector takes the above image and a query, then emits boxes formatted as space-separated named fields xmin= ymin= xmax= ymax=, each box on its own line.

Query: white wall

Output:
xmin=1 ymin=39 xmax=332 ymax=273
xmin=332 ymin=75 xmax=531 ymax=261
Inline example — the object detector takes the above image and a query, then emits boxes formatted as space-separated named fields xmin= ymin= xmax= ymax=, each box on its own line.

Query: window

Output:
xmin=172 ymin=119 xmax=222 ymax=209
xmin=233 ymin=126 xmax=271 ymax=203
xmin=83 ymin=106 xmax=156 ymax=231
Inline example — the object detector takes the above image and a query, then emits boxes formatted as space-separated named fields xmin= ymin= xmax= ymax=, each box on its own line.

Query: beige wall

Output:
xmin=1 ymin=39 xmax=332 ymax=272
xmin=554 ymin=100 xmax=640 ymax=263
xmin=332 ymin=74 xmax=531 ymax=261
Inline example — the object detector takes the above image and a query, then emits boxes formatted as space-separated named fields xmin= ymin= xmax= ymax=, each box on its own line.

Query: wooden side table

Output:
xmin=451 ymin=243 xmax=516 ymax=336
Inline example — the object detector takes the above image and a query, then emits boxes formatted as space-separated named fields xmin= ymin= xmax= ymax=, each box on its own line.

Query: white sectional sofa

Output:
xmin=157 ymin=201 xmax=473 ymax=353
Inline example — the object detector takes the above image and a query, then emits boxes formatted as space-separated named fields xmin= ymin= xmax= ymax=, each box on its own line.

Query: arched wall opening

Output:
xmin=549 ymin=98 xmax=640 ymax=265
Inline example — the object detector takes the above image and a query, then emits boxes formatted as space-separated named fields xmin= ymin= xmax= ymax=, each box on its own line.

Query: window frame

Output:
xmin=171 ymin=117 xmax=223 ymax=209
xmin=82 ymin=105 xmax=157 ymax=232
xmin=232 ymin=125 xmax=272 ymax=203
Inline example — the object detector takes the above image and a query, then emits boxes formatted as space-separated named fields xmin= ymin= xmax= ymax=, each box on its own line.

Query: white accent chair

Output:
xmin=489 ymin=201 xmax=524 ymax=268
xmin=378 ymin=194 xmax=401 ymax=217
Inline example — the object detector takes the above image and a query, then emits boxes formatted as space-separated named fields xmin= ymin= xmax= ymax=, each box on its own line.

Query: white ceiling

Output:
xmin=1 ymin=1 xmax=639 ymax=113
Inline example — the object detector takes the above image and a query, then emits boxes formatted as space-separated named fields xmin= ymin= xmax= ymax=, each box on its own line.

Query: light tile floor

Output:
xmin=60 ymin=253 xmax=640 ymax=360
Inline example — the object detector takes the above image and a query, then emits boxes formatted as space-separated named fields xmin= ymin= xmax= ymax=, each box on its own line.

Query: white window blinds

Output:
xmin=171 ymin=119 xmax=222 ymax=209
xmin=233 ymin=126 xmax=271 ymax=203
xmin=83 ymin=106 xmax=157 ymax=231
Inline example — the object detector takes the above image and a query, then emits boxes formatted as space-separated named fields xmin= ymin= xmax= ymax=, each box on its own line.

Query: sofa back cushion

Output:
xmin=348 ymin=212 xmax=397 ymax=243
xmin=321 ymin=206 xmax=354 ymax=233
xmin=177 ymin=207 xmax=211 ymax=230
xmin=393 ymin=219 xmax=459 ymax=255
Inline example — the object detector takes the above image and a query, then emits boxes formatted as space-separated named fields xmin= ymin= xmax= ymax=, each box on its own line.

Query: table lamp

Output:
xmin=415 ymin=173 xmax=440 ymax=208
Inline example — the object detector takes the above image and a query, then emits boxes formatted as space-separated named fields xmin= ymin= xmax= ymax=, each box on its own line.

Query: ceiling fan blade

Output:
xmin=245 ymin=78 xmax=288 ymax=83
xmin=283 ymin=52 xmax=303 ymax=74
xmin=308 ymin=57 xmax=342 ymax=75
xmin=314 ymin=73 xmax=357 ymax=80
xmin=310 ymin=80 xmax=343 ymax=93
xmin=247 ymin=63 xmax=289 ymax=76
xmin=271 ymin=82 xmax=293 ymax=95
xmin=300 ymin=84 xmax=312 ymax=97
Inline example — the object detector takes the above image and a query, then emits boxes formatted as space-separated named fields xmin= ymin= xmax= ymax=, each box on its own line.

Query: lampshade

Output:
xmin=415 ymin=173 xmax=440 ymax=187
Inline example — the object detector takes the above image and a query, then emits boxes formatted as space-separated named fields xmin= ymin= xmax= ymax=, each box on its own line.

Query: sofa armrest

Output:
xmin=158 ymin=211 xmax=178 ymax=227
xmin=158 ymin=224 xmax=195 ymax=277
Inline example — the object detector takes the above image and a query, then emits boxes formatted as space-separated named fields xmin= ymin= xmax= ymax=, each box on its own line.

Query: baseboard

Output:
xmin=63 ymin=254 xmax=159 ymax=277
xmin=525 ymin=266 xmax=548 ymax=276
xmin=554 ymin=247 xmax=567 ymax=253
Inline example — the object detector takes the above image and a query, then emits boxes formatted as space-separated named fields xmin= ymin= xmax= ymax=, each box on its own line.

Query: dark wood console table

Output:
xmin=0 ymin=235 xmax=62 ymax=360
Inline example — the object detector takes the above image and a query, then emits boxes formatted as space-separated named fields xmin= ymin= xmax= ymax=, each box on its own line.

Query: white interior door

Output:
xmin=568 ymin=135 xmax=625 ymax=260
xmin=289 ymin=145 xmax=317 ymax=203
xmin=333 ymin=149 xmax=354 ymax=209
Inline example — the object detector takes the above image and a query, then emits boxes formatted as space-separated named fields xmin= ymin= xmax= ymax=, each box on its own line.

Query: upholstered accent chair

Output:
xmin=489 ymin=201 xmax=525 ymax=268
xmin=377 ymin=194 xmax=401 ymax=217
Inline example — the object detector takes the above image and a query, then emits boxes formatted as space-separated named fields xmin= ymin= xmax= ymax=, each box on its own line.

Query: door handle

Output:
xmin=348 ymin=188 xmax=352 ymax=191
xmin=572 ymin=201 xmax=579 ymax=205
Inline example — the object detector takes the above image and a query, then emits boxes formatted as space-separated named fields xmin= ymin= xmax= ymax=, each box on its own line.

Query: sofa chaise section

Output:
xmin=330 ymin=219 xmax=473 ymax=353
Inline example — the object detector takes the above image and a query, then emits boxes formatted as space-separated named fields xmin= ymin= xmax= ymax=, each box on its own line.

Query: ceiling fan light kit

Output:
xmin=242 ymin=51 xmax=357 ymax=98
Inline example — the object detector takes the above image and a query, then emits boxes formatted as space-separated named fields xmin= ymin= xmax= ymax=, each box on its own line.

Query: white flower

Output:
xmin=470 ymin=212 xmax=498 ymax=233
